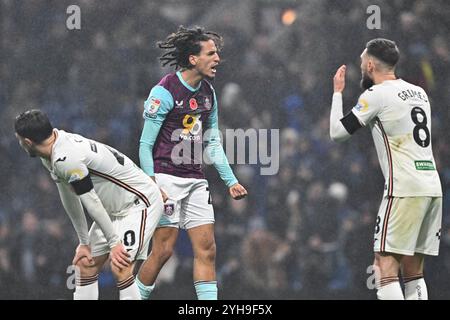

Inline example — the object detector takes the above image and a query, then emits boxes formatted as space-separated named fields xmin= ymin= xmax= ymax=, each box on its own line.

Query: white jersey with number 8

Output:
xmin=352 ymin=79 xmax=442 ymax=197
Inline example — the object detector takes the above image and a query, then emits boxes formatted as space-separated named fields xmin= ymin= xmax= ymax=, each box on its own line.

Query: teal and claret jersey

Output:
xmin=140 ymin=71 xmax=237 ymax=187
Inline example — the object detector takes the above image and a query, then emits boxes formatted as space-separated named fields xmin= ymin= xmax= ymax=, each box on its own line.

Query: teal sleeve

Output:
xmin=205 ymin=90 xmax=238 ymax=187
xmin=139 ymin=85 xmax=174 ymax=176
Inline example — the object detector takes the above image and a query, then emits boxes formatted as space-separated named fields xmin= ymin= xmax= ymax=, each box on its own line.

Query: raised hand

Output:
xmin=333 ymin=64 xmax=347 ymax=93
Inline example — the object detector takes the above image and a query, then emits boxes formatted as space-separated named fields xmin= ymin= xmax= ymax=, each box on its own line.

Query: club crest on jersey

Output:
xmin=189 ymin=98 xmax=198 ymax=110
xmin=204 ymin=97 xmax=211 ymax=110
xmin=146 ymin=97 xmax=161 ymax=116
xmin=355 ymin=98 xmax=369 ymax=113
xmin=164 ymin=204 xmax=175 ymax=216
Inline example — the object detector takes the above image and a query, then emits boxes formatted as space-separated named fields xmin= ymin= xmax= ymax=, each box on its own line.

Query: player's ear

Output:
xmin=367 ymin=59 xmax=375 ymax=73
xmin=189 ymin=54 xmax=198 ymax=67
xmin=23 ymin=137 xmax=34 ymax=147
xmin=15 ymin=133 xmax=33 ymax=147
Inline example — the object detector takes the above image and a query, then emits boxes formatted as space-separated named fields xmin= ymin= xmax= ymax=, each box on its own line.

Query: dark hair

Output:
xmin=366 ymin=38 xmax=400 ymax=68
xmin=14 ymin=109 xmax=53 ymax=143
xmin=157 ymin=25 xmax=223 ymax=69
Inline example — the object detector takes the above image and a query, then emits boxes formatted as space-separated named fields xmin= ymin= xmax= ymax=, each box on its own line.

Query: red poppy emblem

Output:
xmin=189 ymin=98 xmax=198 ymax=110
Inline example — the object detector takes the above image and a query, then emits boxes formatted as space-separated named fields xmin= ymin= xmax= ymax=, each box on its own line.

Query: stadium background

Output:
xmin=0 ymin=0 xmax=448 ymax=299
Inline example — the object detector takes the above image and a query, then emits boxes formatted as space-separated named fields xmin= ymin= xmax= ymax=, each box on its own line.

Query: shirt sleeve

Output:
xmin=55 ymin=181 xmax=90 ymax=245
xmin=79 ymin=190 xmax=120 ymax=249
xmin=139 ymin=85 xmax=174 ymax=176
xmin=204 ymin=89 xmax=238 ymax=187
xmin=54 ymin=153 xmax=119 ymax=248
xmin=53 ymin=153 xmax=90 ymax=189
xmin=330 ymin=92 xmax=353 ymax=142
xmin=351 ymin=88 xmax=384 ymax=126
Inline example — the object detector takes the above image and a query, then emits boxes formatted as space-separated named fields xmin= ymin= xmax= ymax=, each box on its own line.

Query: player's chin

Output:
xmin=205 ymin=69 xmax=217 ymax=79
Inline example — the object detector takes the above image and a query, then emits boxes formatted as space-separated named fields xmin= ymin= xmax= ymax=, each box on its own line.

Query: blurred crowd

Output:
xmin=0 ymin=0 xmax=449 ymax=299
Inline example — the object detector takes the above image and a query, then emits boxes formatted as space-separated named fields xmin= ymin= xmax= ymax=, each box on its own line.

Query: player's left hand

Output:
xmin=72 ymin=244 xmax=95 ymax=267
xmin=229 ymin=183 xmax=248 ymax=200
xmin=333 ymin=64 xmax=346 ymax=93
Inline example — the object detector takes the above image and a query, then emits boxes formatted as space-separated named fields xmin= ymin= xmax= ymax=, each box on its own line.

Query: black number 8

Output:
xmin=375 ymin=216 xmax=381 ymax=234
xmin=411 ymin=107 xmax=430 ymax=148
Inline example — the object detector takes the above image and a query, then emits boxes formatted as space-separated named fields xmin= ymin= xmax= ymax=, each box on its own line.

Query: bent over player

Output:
xmin=329 ymin=39 xmax=442 ymax=300
xmin=137 ymin=26 xmax=248 ymax=300
xmin=14 ymin=109 xmax=164 ymax=299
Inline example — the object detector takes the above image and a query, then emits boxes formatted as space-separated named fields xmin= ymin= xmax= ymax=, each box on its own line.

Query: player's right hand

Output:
xmin=72 ymin=244 xmax=95 ymax=267
xmin=110 ymin=242 xmax=131 ymax=269
xmin=333 ymin=64 xmax=346 ymax=93
xmin=229 ymin=183 xmax=248 ymax=200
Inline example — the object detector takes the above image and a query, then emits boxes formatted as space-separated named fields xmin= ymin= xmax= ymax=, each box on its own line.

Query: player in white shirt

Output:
xmin=329 ymin=39 xmax=442 ymax=300
xmin=14 ymin=109 xmax=164 ymax=300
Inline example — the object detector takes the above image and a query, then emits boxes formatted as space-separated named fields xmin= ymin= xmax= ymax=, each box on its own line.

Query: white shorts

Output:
xmin=374 ymin=196 xmax=442 ymax=256
xmin=155 ymin=173 xmax=214 ymax=230
xmin=90 ymin=195 xmax=164 ymax=261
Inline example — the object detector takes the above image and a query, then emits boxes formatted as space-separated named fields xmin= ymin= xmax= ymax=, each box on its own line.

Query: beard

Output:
xmin=27 ymin=150 xmax=37 ymax=158
xmin=360 ymin=72 xmax=374 ymax=90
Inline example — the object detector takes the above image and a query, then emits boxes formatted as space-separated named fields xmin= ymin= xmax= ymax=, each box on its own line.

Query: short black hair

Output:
xmin=157 ymin=25 xmax=223 ymax=69
xmin=14 ymin=109 xmax=53 ymax=143
xmin=366 ymin=38 xmax=400 ymax=68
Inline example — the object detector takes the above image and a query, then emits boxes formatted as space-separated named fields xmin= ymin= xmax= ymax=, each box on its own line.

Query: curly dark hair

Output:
xmin=157 ymin=25 xmax=223 ymax=69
